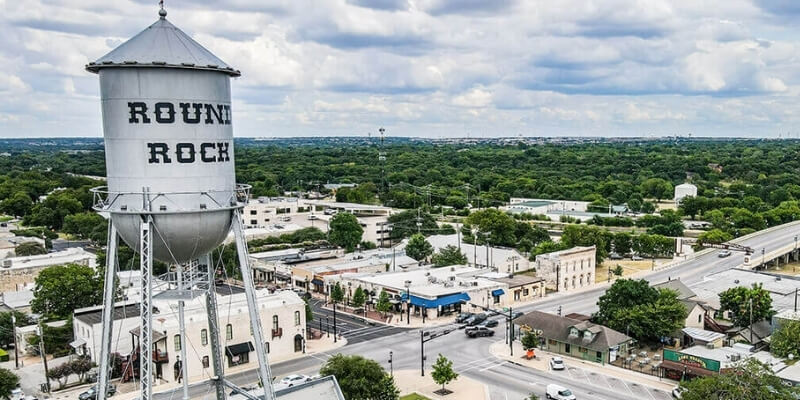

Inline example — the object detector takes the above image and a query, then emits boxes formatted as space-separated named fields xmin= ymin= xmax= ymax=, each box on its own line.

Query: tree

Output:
xmin=613 ymin=265 xmax=624 ymax=277
xmin=319 ymin=354 xmax=399 ymax=400
xmin=351 ymin=286 xmax=366 ymax=308
xmin=431 ymin=245 xmax=467 ymax=267
xmin=593 ymin=279 xmax=686 ymax=342
xmin=521 ymin=330 xmax=540 ymax=350
xmin=328 ymin=213 xmax=363 ymax=252
xmin=14 ymin=242 xmax=47 ymax=257
xmin=431 ymin=354 xmax=458 ymax=393
xmin=719 ymin=284 xmax=774 ymax=328
xmin=31 ymin=264 xmax=103 ymax=319
xmin=387 ymin=209 xmax=439 ymax=240
xmin=0 ymin=368 xmax=20 ymax=400
xmin=0 ymin=191 xmax=33 ymax=218
xmin=305 ymin=298 xmax=314 ymax=322
xmin=70 ymin=357 xmax=95 ymax=383
xmin=694 ymin=228 xmax=733 ymax=250
xmin=0 ymin=311 xmax=32 ymax=348
xmin=330 ymin=283 xmax=345 ymax=305
xmin=561 ymin=225 xmax=612 ymax=264
xmin=640 ymin=201 xmax=656 ymax=214
xmin=375 ymin=290 xmax=392 ymax=316
xmin=641 ymin=178 xmax=673 ymax=202
xmin=47 ymin=362 xmax=71 ymax=389
xmin=62 ymin=212 xmax=107 ymax=240
xmin=465 ymin=208 xmax=516 ymax=247
xmin=406 ymin=233 xmax=433 ymax=261
xmin=680 ymin=358 xmax=800 ymax=400
xmin=771 ymin=319 xmax=800 ymax=358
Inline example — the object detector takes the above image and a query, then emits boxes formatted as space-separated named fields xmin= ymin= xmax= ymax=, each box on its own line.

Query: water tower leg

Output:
xmin=202 ymin=253 xmax=226 ymax=400
xmin=140 ymin=217 xmax=154 ymax=400
xmin=177 ymin=262 xmax=190 ymax=400
xmin=97 ymin=224 xmax=118 ymax=400
xmin=231 ymin=212 xmax=275 ymax=400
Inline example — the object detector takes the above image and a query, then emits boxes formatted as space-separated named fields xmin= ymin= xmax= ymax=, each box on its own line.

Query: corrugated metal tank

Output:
xmin=87 ymin=12 xmax=242 ymax=263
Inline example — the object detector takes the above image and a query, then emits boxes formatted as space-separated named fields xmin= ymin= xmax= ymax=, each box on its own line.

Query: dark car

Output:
xmin=455 ymin=312 xmax=474 ymax=324
xmin=479 ymin=319 xmax=499 ymax=328
xmin=466 ymin=313 xmax=488 ymax=326
xmin=79 ymin=384 xmax=116 ymax=400
xmin=465 ymin=326 xmax=495 ymax=338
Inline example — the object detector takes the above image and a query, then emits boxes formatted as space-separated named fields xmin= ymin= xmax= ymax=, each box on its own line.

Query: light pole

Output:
xmin=762 ymin=248 xmax=766 ymax=269
xmin=471 ymin=228 xmax=478 ymax=267
xmin=405 ymin=280 xmax=412 ymax=325
xmin=389 ymin=351 xmax=393 ymax=378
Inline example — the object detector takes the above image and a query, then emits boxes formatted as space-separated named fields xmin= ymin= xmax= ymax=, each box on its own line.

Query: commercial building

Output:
xmin=328 ymin=266 xmax=510 ymax=321
xmin=691 ymin=269 xmax=800 ymax=312
xmin=674 ymin=183 xmax=698 ymax=203
xmin=659 ymin=345 xmax=775 ymax=380
xmin=514 ymin=311 xmax=632 ymax=365
xmin=479 ymin=272 xmax=545 ymax=303
xmin=0 ymin=236 xmax=46 ymax=259
xmin=73 ymin=288 xmax=306 ymax=387
xmin=241 ymin=197 xmax=305 ymax=228
xmin=507 ymin=198 xmax=590 ymax=214
xmin=534 ymin=246 xmax=596 ymax=292
xmin=401 ymin=234 xmax=532 ymax=273
xmin=0 ymin=247 xmax=97 ymax=292
xmin=291 ymin=249 xmax=419 ymax=294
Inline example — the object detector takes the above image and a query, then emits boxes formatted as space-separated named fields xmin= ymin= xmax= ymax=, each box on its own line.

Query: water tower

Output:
xmin=86 ymin=5 xmax=275 ymax=400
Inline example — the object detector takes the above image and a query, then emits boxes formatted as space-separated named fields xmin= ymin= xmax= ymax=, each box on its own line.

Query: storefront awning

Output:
xmin=225 ymin=342 xmax=255 ymax=357
xmin=491 ymin=289 xmax=505 ymax=297
xmin=311 ymin=278 xmax=324 ymax=286
xmin=69 ymin=338 xmax=86 ymax=349
xmin=401 ymin=292 xmax=470 ymax=308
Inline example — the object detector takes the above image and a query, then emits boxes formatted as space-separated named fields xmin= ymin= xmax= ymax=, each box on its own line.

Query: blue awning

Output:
xmin=311 ymin=278 xmax=324 ymax=286
xmin=491 ymin=289 xmax=505 ymax=297
xmin=401 ymin=292 xmax=470 ymax=308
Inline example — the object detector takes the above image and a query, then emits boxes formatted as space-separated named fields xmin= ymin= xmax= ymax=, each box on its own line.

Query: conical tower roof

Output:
xmin=86 ymin=8 xmax=240 ymax=76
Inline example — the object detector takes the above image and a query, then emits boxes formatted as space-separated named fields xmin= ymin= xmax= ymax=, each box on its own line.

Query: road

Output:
xmin=308 ymin=299 xmax=409 ymax=344
xmin=153 ymin=221 xmax=800 ymax=400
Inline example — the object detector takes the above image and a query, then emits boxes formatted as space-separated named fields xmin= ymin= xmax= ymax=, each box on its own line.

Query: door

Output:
xmin=294 ymin=334 xmax=303 ymax=352
xmin=564 ymin=343 xmax=571 ymax=354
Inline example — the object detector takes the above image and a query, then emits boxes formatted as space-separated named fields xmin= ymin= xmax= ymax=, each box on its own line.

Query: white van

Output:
xmin=546 ymin=384 xmax=576 ymax=400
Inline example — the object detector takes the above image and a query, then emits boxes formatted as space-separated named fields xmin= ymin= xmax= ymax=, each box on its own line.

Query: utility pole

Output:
xmin=37 ymin=322 xmax=50 ymax=393
xmin=12 ymin=314 xmax=19 ymax=369
xmin=416 ymin=208 xmax=422 ymax=233
xmin=508 ymin=307 xmax=514 ymax=357
xmin=749 ymin=298 xmax=754 ymax=344
xmin=333 ymin=300 xmax=337 ymax=343
xmin=389 ymin=351 xmax=393 ymax=378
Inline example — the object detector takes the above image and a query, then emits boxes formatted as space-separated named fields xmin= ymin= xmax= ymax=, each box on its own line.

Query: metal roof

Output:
xmin=86 ymin=9 xmax=240 ymax=76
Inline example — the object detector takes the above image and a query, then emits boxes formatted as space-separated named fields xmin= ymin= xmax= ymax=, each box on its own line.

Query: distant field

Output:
xmin=769 ymin=262 xmax=800 ymax=276
xmin=596 ymin=259 xmax=670 ymax=282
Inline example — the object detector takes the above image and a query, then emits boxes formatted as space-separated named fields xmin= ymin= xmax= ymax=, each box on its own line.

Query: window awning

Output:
xmin=225 ymin=342 xmax=254 ymax=357
xmin=401 ymin=292 xmax=470 ymax=308
xmin=491 ymin=289 xmax=505 ymax=297
xmin=69 ymin=338 xmax=86 ymax=349
xmin=311 ymin=278 xmax=324 ymax=286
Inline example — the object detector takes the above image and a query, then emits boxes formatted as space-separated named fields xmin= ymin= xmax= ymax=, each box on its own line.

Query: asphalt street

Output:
xmin=308 ymin=298 xmax=410 ymax=344
xmin=153 ymin=221 xmax=800 ymax=400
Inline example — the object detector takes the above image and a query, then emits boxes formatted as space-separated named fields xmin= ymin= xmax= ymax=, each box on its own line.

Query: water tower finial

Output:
xmin=158 ymin=0 xmax=167 ymax=18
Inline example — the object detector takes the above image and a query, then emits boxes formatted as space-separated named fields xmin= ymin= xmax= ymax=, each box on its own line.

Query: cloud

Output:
xmin=0 ymin=0 xmax=799 ymax=138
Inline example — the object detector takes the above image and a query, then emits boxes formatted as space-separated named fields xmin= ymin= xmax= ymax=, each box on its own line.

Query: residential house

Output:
xmin=653 ymin=279 xmax=708 ymax=330
xmin=514 ymin=311 xmax=632 ymax=365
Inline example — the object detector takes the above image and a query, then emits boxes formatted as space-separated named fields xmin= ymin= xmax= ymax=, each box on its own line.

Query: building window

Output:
xmin=294 ymin=311 xmax=301 ymax=326
xmin=202 ymin=356 xmax=209 ymax=368
xmin=265 ymin=342 xmax=270 ymax=354
xmin=523 ymin=288 xmax=529 ymax=296
xmin=201 ymin=329 xmax=208 ymax=346
xmin=596 ymin=351 xmax=603 ymax=361
xmin=250 ymin=210 xmax=257 ymax=215
xmin=174 ymin=335 xmax=181 ymax=351
xmin=273 ymin=315 xmax=279 ymax=331
xmin=250 ymin=219 xmax=257 ymax=225
xmin=226 ymin=324 xmax=233 ymax=340
xmin=698 ymin=313 xmax=702 ymax=323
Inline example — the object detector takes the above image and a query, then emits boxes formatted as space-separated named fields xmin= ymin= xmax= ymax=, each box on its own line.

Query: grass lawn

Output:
xmin=768 ymin=261 xmax=800 ymax=276
xmin=596 ymin=259 xmax=669 ymax=282
xmin=400 ymin=394 xmax=432 ymax=400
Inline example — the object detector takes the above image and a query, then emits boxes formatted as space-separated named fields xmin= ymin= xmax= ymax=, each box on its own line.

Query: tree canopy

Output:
xmin=680 ymin=358 xmax=800 ymax=400
xmin=718 ymin=284 xmax=774 ymax=328
xmin=431 ymin=354 xmax=458 ymax=392
xmin=319 ymin=354 xmax=399 ymax=400
xmin=0 ymin=368 xmax=19 ymax=400
xmin=770 ymin=319 xmax=800 ymax=358
xmin=405 ymin=233 xmax=433 ymax=261
xmin=328 ymin=213 xmax=363 ymax=252
xmin=432 ymin=245 xmax=468 ymax=267
xmin=31 ymin=264 xmax=103 ymax=319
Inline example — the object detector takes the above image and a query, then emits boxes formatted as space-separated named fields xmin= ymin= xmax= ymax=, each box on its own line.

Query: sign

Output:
xmin=663 ymin=349 xmax=720 ymax=372
xmin=128 ymin=101 xmax=232 ymax=125
xmin=147 ymin=142 xmax=231 ymax=164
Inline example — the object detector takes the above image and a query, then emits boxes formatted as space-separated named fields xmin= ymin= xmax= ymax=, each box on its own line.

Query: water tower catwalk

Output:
xmin=86 ymin=6 xmax=275 ymax=400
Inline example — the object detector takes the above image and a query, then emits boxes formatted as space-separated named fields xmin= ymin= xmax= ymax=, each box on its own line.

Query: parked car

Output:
xmin=455 ymin=312 xmax=474 ymax=324
xmin=549 ymin=356 xmax=566 ymax=371
xmin=672 ymin=386 xmax=687 ymax=399
xmin=465 ymin=326 xmax=495 ymax=338
xmin=718 ymin=250 xmax=732 ymax=258
xmin=609 ymin=252 xmax=623 ymax=260
xmin=465 ymin=313 xmax=487 ymax=326
xmin=79 ymin=384 xmax=117 ymax=400
xmin=479 ymin=319 xmax=499 ymax=328
xmin=546 ymin=384 xmax=576 ymax=400
xmin=274 ymin=374 xmax=312 ymax=391
xmin=631 ymin=255 xmax=644 ymax=261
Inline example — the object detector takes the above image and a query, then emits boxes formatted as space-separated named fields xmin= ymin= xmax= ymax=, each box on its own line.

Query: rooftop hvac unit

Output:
xmin=449 ymin=276 xmax=456 ymax=281
xmin=729 ymin=354 xmax=741 ymax=362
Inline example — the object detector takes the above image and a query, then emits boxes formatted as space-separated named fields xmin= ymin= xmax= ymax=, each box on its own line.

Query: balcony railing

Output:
xmin=272 ymin=328 xmax=283 ymax=339
xmin=153 ymin=350 xmax=169 ymax=363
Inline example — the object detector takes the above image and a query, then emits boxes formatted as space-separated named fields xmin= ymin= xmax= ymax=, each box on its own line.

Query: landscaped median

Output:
xmin=393 ymin=369 xmax=489 ymax=400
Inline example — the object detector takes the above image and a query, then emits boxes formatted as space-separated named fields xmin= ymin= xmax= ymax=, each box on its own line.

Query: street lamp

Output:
xmin=405 ymin=280 xmax=412 ymax=325
xmin=389 ymin=351 xmax=393 ymax=377
xmin=471 ymin=228 xmax=478 ymax=267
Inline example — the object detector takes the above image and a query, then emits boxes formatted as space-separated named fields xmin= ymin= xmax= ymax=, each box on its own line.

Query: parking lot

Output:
xmin=560 ymin=363 xmax=673 ymax=400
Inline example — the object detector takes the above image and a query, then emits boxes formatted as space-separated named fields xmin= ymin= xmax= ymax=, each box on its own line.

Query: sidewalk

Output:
xmin=393 ymin=369 xmax=489 ymax=400
xmin=489 ymin=340 xmax=675 ymax=392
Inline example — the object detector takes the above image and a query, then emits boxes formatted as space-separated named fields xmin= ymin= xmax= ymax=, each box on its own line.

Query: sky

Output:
xmin=1 ymin=0 xmax=800 ymax=138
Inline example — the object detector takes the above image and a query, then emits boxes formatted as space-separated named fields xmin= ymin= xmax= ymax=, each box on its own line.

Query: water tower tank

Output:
xmin=87 ymin=9 xmax=244 ymax=263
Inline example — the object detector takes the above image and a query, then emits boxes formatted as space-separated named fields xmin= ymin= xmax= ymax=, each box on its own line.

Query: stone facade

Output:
xmin=534 ymin=246 xmax=596 ymax=292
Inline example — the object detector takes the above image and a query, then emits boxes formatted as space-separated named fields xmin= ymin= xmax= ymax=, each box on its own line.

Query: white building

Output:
xmin=399 ymin=234 xmax=531 ymax=274
xmin=674 ymin=183 xmax=698 ymax=203
xmin=0 ymin=247 xmax=97 ymax=292
xmin=73 ymin=287 xmax=306 ymax=386
xmin=534 ymin=246 xmax=596 ymax=292
xmin=242 ymin=197 xmax=306 ymax=228
xmin=506 ymin=198 xmax=590 ymax=214
xmin=0 ymin=236 xmax=46 ymax=259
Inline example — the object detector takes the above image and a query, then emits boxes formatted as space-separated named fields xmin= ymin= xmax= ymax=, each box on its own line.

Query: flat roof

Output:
xmin=487 ymin=275 xmax=544 ymax=287
xmin=692 ymin=269 xmax=800 ymax=310
xmin=3 ymin=247 xmax=95 ymax=270
xmin=679 ymin=345 xmax=749 ymax=364
xmin=348 ymin=265 xmax=503 ymax=298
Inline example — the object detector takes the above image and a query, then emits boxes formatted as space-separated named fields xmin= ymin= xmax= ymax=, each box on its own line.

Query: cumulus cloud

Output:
xmin=0 ymin=0 xmax=798 ymax=137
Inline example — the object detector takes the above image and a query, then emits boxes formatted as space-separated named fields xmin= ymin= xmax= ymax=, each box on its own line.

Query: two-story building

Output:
xmin=534 ymin=246 xmax=596 ymax=292
xmin=73 ymin=286 xmax=306 ymax=386
xmin=0 ymin=247 xmax=97 ymax=292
